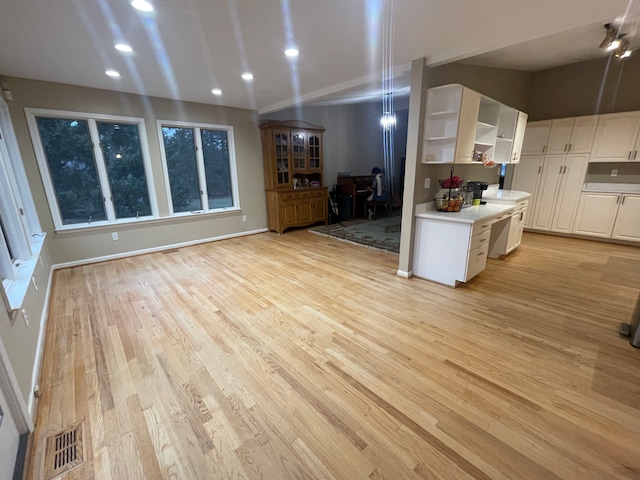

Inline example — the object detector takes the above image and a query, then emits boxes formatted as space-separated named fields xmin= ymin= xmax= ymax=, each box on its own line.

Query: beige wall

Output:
xmin=527 ymin=55 xmax=640 ymax=121
xmin=0 ymin=243 xmax=52 ymax=407
xmin=430 ymin=63 xmax=532 ymax=111
xmin=2 ymin=76 xmax=267 ymax=265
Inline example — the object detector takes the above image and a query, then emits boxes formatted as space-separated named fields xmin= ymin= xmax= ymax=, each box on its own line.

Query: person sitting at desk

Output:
xmin=366 ymin=167 xmax=387 ymax=202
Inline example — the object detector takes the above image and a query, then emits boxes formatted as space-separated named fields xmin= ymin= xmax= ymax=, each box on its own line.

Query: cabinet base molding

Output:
xmin=523 ymin=228 xmax=640 ymax=247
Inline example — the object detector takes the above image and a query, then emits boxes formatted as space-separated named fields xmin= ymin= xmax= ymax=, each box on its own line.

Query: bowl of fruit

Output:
xmin=438 ymin=175 xmax=463 ymax=188
xmin=434 ymin=196 xmax=463 ymax=212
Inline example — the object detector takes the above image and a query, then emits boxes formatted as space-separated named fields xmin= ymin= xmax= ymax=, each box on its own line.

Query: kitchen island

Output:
xmin=413 ymin=201 xmax=515 ymax=287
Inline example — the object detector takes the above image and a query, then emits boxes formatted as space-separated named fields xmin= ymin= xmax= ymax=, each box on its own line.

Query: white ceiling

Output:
xmin=0 ymin=0 xmax=636 ymax=114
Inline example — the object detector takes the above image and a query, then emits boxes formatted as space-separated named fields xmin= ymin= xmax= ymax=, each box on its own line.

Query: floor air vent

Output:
xmin=43 ymin=422 xmax=84 ymax=479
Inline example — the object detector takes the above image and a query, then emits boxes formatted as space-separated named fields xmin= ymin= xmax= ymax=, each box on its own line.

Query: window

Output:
xmin=26 ymin=109 xmax=157 ymax=230
xmin=158 ymin=121 xmax=238 ymax=215
xmin=0 ymin=99 xmax=43 ymax=311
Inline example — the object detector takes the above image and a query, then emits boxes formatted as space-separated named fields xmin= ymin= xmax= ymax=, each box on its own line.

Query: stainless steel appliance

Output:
xmin=620 ymin=291 xmax=640 ymax=348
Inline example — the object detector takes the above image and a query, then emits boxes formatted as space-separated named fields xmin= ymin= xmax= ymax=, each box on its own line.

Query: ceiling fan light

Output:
xmin=614 ymin=38 xmax=631 ymax=58
xmin=606 ymin=39 xmax=621 ymax=51
xmin=599 ymin=23 xmax=619 ymax=49
xmin=621 ymin=49 xmax=632 ymax=59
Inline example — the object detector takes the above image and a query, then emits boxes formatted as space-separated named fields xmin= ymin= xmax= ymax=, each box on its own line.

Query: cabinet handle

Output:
xmin=635 ymin=150 xmax=638 ymax=160
xmin=622 ymin=195 xmax=626 ymax=205
xmin=538 ymin=166 xmax=542 ymax=174
xmin=559 ymin=165 xmax=563 ymax=174
xmin=568 ymin=143 xmax=572 ymax=152
xmin=563 ymin=165 xmax=567 ymax=174
xmin=478 ymin=251 xmax=485 ymax=256
xmin=542 ymin=145 xmax=546 ymax=153
xmin=481 ymin=224 xmax=489 ymax=228
xmin=617 ymin=195 xmax=621 ymax=204
xmin=629 ymin=151 xmax=633 ymax=160
xmin=564 ymin=144 xmax=568 ymax=152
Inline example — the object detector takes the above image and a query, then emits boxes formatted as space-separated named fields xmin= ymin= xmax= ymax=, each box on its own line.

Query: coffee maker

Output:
xmin=467 ymin=181 xmax=488 ymax=204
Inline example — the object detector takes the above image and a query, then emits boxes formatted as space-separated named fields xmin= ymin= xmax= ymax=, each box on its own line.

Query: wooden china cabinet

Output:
xmin=259 ymin=120 xmax=328 ymax=234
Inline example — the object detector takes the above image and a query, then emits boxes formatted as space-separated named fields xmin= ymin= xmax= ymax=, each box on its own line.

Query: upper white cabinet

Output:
xmin=495 ymin=108 xmax=528 ymax=164
xmin=521 ymin=120 xmax=551 ymax=155
xmin=590 ymin=112 xmax=640 ymax=162
xmin=568 ymin=116 xmax=598 ymax=154
xmin=423 ymin=84 xmax=527 ymax=165
xmin=546 ymin=118 xmax=574 ymax=154
xmin=522 ymin=116 xmax=598 ymax=157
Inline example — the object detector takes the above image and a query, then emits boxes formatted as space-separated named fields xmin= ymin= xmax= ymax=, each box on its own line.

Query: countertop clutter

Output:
xmin=416 ymin=201 xmax=514 ymax=223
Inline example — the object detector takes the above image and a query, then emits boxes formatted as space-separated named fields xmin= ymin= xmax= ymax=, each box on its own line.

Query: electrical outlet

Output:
xmin=242 ymin=215 xmax=247 ymax=222
xmin=112 ymin=232 xmax=119 ymax=240
xmin=21 ymin=308 xmax=29 ymax=327
xmin=424 ymin=178 xmax=431 ymax=189
xmin=611 ymin=169 xmax=618 ymax=177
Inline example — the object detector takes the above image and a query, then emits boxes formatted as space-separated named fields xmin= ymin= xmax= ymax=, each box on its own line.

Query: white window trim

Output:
xmin=25 ymin=108 xmax=159 ymax=231
xmin=0 ymin=98 xmax=45 ymax=314
xmin=157 ymin=119 xmax=240 ymax=217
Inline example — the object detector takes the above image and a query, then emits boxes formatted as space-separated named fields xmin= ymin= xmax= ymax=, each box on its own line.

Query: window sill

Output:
xmin=3 ymin=233 xmax=46 ymax=315
xmin=53 ymin=207 xmax=242 ymax=235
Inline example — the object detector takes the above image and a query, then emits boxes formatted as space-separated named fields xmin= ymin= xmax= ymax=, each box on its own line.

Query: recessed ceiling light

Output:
xmin=241 ymin=72 xmax=254 ymax=81
xmin=115 ymin=43 xmax=133 ymax=53
xmin=211 ymin=88 xmax=222 ymax=96
xmin=131 ymin=0 xmax=153 ymax=12
xmin=105 ymin=69 xmax=121 ymax=78
xmin=284 ymin=47 xmax=299 ymax=57
xmin=621 ymin=49 xmax=632 ymax=58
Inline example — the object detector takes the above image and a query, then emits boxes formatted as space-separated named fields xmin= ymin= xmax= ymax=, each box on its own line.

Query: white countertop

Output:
xmin=583 ymin=183 xmax=640 ymax=193
xmin=415 ymin=202 xmax=514 ymax=224
xmin=483 ymin=188 xmax=531 ymax=202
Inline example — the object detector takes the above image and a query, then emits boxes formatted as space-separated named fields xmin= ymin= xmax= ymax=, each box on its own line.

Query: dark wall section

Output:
xmin=527 ymin=55 xmax=640 ymax=121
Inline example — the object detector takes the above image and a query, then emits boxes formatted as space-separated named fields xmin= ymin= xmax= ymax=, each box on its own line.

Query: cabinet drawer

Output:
xmin=465 ymin=243 xmax=489 ymax=281
xmin=469 ymin=230 xmax=490 ymax=251
xmin=515 ymin=199 xmax=529 ymax=212
xmin=471 ymin=220 xmax=492 ymax=237
xmin=281 ymin=192 xmax=299 ymax=200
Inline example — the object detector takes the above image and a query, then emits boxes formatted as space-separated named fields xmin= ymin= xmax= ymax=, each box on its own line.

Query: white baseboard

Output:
xmin=27 ymin=264 xmax=54 ymax=419
xmin=396 ymin=269 xmax=412 ymax=278
xmin=52 ymin=228 xmax=268 ymax=270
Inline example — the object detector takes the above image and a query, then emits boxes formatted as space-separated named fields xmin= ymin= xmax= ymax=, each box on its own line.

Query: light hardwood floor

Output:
xmin=27 ymin=230 xmax=640 ymax=479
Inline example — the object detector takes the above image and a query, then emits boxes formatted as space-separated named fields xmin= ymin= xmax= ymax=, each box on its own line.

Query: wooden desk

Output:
xmin=337 ymin=175 xmax=374 ymax=219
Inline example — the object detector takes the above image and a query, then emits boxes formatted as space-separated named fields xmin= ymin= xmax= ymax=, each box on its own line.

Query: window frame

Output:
xmin=25 ymin=108 xmax=159 ymax=231
xmin=157 ymin=120 xmax=240 ymax=217
xmin=0 ymin=99 xmax=44 ymax=313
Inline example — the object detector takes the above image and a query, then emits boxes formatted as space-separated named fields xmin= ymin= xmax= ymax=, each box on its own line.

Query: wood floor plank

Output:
xmin=27 ymin=231 xmax=640 ymax=479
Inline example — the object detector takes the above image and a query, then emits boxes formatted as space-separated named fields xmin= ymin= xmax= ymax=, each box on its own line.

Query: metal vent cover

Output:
xmin=43 ymin=422 xmax=84 ymax=479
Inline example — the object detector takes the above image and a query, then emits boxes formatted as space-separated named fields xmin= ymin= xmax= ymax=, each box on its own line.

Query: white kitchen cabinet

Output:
xmin=495 ymin=108 xmax=528 ymax=164
xmin=573 ymin=193 xmax=619 ymax=237
xmin=487 ymin=199 xmax=529 ymax=258
xmin=423 ymin=84 xmax=525 ymax=165
xmin=550 ymin=154 xmax=589 ymax=233
xmin=568 ymin=115 xmax=598 ymax=154
xmin=612 ymin=195 xmax=640 ymax=241
xmin=511 ymin=111 xmax=528 ymax=164
xmin=590 ymin=112 xmax=640 ymax=162
xmin=512 ymin=156 xmax=544 ymax=227
xmin=546 ymin=118 xmax=574 ymax=154
xmin=514 ymin=154 xmax=588 ymax=232
xmin=530 ymin=155 xmax=564 ymax=230
xmin=521 ymin=120 xmax=551 ymax=155
xmin=413 ymin=203 xmax=514 ymax=286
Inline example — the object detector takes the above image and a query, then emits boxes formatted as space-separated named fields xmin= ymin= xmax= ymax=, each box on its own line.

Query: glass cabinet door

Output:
xmin=274 ymin=131 xmax=290 ymax=186
xmin=291 ymin=131 xmax=306 ymax=170
xmin=308 ymin=134 xmax=321 ymax=170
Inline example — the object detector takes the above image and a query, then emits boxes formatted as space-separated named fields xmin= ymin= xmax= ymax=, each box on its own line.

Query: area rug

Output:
xmin=310 ymin=216 xmax=401 ymax=253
